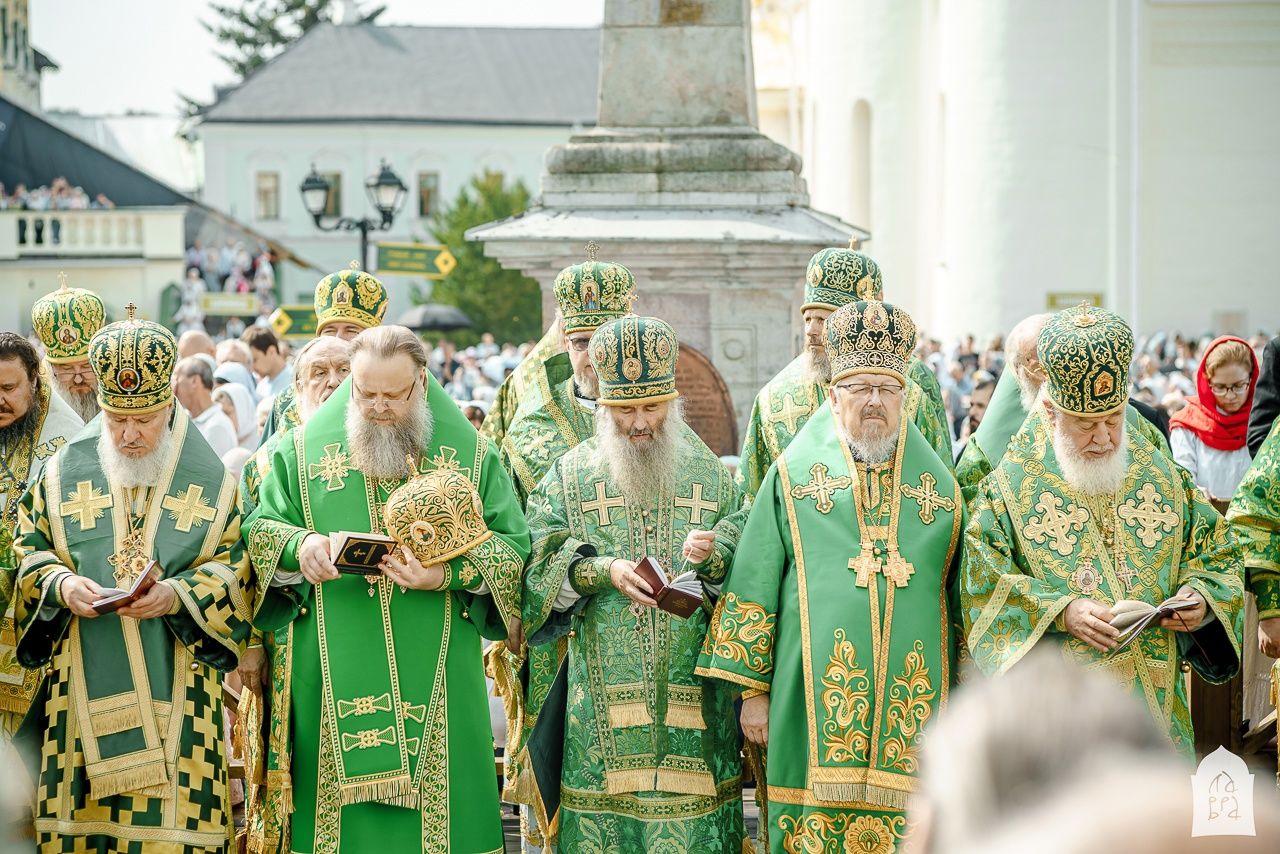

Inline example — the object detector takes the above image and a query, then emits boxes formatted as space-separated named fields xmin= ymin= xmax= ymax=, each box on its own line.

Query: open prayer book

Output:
xmin=633 ymin=557 xmax=703 ymax=619
xmin=92 ymin=560 xmax=162 ymax=615
xmin=329 ymin=531 xmax=398 ymax=576
xmin=1109 ymin=596 xmax=1201 ymax=652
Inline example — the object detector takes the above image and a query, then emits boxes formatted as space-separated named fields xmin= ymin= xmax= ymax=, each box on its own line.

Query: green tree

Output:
xmin=425 ymin=171 xmax=542 ymax=348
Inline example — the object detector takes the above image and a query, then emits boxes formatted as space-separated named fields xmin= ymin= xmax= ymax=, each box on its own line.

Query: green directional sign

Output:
xmin=376 ymin=242 xmax=458 ymax=279
xmin=269 ymin=304 xmax=319 ymax=340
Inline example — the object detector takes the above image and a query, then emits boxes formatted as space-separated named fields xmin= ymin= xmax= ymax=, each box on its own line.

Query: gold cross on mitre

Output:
xmin=57 ymin=271 xmax=69 ymax=291
xmin=847 ymin=234 xmax=859 ymax=249
xmin=124 ymin=302 xmax=138 ymax=322
xmin=161 ymin=484 xmax=217 ymax=533
xmin=584 ymin=240 xmax=600 ymax=262
xmin=349 ymin=259 xmax=361 ymax=270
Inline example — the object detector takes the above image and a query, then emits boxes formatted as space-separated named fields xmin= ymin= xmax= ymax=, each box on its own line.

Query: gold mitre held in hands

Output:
xmin=383 ymin=465 xmax=492 ymax=564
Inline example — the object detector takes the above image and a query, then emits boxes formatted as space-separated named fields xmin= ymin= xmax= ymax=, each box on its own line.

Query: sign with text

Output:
xmin=1046 ymin=292 xmax=1103 ymax=311
xmin=200 ymin=293 xmax=258 ymax=317
xmin=376 ymin=242 xmax=458 ymax=279
xmin=269 ymin=304 xmax=319 ymax=340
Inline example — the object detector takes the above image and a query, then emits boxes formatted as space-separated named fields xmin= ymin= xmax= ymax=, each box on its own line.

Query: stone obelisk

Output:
xmin=468 ymin=0 xmax=862 ymax=446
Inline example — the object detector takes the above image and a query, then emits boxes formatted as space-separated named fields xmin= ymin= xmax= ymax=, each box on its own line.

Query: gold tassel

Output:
xmin=337 ymin=775 xmax=415 ymax=808
xmin=93 ymin=707 xmax=144 ymax=737
xmin=607 ymin=702 xmax=653 ymax=730
xmin=605 ymin=768 xmax=657 ymax=794
xmin=89 ymin=762 xmax=170 ymax=800
xmin=664 ymin=702 xmax=707 ymax=731
xmin=654 ymin=768 xmax=717 ymax=796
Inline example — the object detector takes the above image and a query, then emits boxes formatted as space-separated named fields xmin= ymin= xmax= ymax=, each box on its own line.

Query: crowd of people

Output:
xmin=0 ymin=177 xmax=115 ymax=212
xmin=0 ymin=249 xmax=1278 ymax=854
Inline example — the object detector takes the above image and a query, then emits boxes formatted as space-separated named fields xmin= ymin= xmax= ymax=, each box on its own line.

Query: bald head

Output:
xmin=177 ymin=330 xmax=216 ymax=360
xmin=1005 ymin=313 xmax=1052 ymax=407
xmin=293 ymin=335 xmax=352 ymax=418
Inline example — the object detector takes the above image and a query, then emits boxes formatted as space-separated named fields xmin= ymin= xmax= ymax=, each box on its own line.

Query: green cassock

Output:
xmin=1 ymin=379 xmax=83 ymax=734
xmin=14 ymin=409 xmax=253 ymax=852
xmin=522 ymin=423 xmax=748 ymax=853
xmin=245 ymin=375 xmax=528 ymax=854
xmin=1227 ymin=417 xmax=1280 ymax=620
xmin=698 ymin=404 xmax=962 ymax=854
xmin=961 ymin=406 xmax=1245 ymax=755
xmin=736 ymin=354 xmax=953 ymax=503
xmin=955 ymin=370 xmax=1173 ymax=506
xmin=494 ymin=351 xmax=594 ymax=840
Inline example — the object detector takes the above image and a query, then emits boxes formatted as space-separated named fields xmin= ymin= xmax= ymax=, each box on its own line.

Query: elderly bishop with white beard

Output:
xmin=961 ymin=304 xmax=1245 ymax=755
xmin=246 ymin=324 xmax=528 ymax=853
xmin=522 ymin=316 xmax=749 ymax=852
xmin=698 ymin=300 xmax=963 ymax=854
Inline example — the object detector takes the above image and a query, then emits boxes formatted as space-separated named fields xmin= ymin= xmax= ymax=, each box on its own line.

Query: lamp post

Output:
xmin=299 ymin=160 xmax=408 ymax=270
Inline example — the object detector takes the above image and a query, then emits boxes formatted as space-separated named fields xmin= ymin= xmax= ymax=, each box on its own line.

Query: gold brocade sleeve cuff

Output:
xmin=569 ymin=556 xmax=614 ymax=596
xmin=741 ymin=687 xmax=768 ymax=700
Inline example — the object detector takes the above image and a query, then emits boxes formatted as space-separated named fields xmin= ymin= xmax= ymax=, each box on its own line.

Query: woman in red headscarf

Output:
xmin=1169 ymin=336 xmax=1259 ymax=503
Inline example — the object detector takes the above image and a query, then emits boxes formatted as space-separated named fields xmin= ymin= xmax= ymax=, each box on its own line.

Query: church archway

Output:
xmin=676 ymin=343 xmax=738 ymax=457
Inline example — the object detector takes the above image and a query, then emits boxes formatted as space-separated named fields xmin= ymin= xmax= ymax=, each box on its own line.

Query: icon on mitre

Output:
xmin=383 ymin=467 xmax=492 ymax=568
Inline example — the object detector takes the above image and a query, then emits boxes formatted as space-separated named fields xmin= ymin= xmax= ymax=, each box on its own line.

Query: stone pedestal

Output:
xmin=467 ymin=0 xmax=862 ymax=433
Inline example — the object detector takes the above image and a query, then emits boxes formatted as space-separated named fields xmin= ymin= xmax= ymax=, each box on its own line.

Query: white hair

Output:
xmin=1052 ymin=419 xmax=1128 ymax=496
xmin=593 ymin=401 xmax=687 ymax=504
xmin=97 ymin=424 xmax=173 ymax=488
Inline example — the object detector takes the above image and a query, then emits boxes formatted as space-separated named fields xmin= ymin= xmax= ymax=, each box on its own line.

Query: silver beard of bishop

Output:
xmin=54 ymin=377 xmax=100 ymax=423
xmin=1053 ymin=420 xmax=1129 ymax=496
xmin=345 ymin=385 xmax=433 ymax=481
xmin=97 ymin=426 xmax=173 ymax=489
xmin=574 ymin=365 xmax=600 ymax=400
xmin=804 ymin=346 xmax=832 ymax=387
xmin=594 ymin=401 xmax=687 ymax=504
xmin=838 ymin=422 xmax=899 ymax=467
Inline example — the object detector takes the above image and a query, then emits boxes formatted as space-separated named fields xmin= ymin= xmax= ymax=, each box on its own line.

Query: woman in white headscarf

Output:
xmin=213 ymin=383 xmax=259 ymax=452
xmin=213 ymin=361 xmax=259 ymax=405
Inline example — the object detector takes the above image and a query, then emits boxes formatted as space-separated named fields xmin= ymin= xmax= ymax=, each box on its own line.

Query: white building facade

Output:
xmin=754 ymin=0 xmax=1280 ymax=341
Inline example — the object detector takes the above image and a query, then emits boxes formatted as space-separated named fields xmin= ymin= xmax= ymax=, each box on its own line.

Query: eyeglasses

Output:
xmin=833 ymin=383 xmax=904 ymax=401
xmin=52 ymin=365 xmax=91 ymax=382
xmin=352 ymin=375 xmax=421 ymax=408
xmin=1209 ymin=381 xmax=1249 ymax=396
xmin=565 ymin=337 xmax=592 ymax=353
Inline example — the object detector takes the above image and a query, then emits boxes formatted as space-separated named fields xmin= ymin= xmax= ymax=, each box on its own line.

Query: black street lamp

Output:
xmin=299 ymin=160 xmax=408 ymax=270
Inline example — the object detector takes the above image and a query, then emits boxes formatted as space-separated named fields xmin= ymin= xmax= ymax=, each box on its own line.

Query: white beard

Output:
xmin=1054 ymin=421 xmax=1129 ymax=496
xmin=804 ymin=347 xmax=832 ymax=387
xmin=593 ymin=402 xmax=687 ymax=504
xmin=345 ymin=387 xmax=432 ymax=481
xmin=97 ymin=427 xmax=173 ymax=488
xmin=838 ymin=422 xmax=898 ymax=466
xmin=574 ymin=367 xmax=599 ymax=400
xmin=54 ymin=378 xmax=100 ymax=423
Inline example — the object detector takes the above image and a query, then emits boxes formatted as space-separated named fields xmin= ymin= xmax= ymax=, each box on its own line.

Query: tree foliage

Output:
xmin=425 ymin=171 xmax=543 ymax=348
xmin=202 ymin=0 xmax=385 ymax=82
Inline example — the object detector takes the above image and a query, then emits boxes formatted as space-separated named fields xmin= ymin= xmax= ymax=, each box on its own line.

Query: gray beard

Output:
xmin=1053 ymin=422 xmax=1129 ymax=496
xmin=345 ymin=389 xmax=432 ymax=481
xmin=97 ymin=427 xmax=173 ymax=488
xmin=804 ymin=347 xmax=832 ymax=387
xmin=839 ymin=423 xmax=898 ymax=466
xmin=593 ymin=403 xmax=686 ymax=505
xmin=574 ymin=367 xmax=599 ymax=400
xmin=55 ymin=378 xmax=100 ymax=423
xmin=1016 ymin=372 xmax=1042 ymax=412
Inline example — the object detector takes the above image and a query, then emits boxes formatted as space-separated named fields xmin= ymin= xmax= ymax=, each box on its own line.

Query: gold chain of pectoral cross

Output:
xmin=107 ymin=486 xmax=151 ymax=586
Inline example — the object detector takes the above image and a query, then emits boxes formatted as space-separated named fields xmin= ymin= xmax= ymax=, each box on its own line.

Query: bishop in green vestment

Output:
xmin=523 ymin=316 xmax=748 ymax=853
xmin=495 ymin=247 xmax=636 ymax=848
xmin=246 ymin=325 xmax=527 ymax=854
xmin=1227 ymin=417 xmax=1280 ymax=659
xmin=481 ymin=319 xmax=564 ymax=448
xmin=32 ymin=273 xmax=105 ymax=424
xmin=962 ymin=305 xmax=1245 ymax=755
xmin=258 ymin=264 xmax=387 ymax=444
xmin=14 ymin=309 xmax=253 ymax=852
xmin=736 ymin=246 xmax=952 ymax=503
xmin=955 ymin=312 xmax=1170 ymax=505
xmin=0 ymin=332 xmax=85 ymax=734
xmin=698 ymin=300 xmax=962 ymax=854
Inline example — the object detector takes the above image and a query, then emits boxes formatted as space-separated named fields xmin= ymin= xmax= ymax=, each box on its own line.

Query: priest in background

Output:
xmin=0 ymin=332 xmax=83 ymax=735
xmin=14 ymin=306 xmax=252 ymax=850
xmin=30 ymin=272 xmax=105 ymax=423
xmin=698 ymin=300 xmax=962 ymax=854
xmin=246 ymin=325 xmax=527 ymax=853
xmin=962 ymin=304 xmax=1244 ymax=755
xmin=524 ymin=316 xmax=748 ymax=852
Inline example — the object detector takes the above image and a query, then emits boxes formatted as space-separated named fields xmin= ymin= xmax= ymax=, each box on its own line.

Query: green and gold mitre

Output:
xmin=1037 ymin=303 xmax=1133 ymax=417
xmin=824 ymin=299 xmax=917 ymax=385
xmin=31 ymin=272 xmax=106 ymax=363
xmin=88 ymin=302 xmax=177 ymax=415
xmin=384 ymin=466 xmax=492 ymax=565
xmin=590 ymin=315 xmax=678 ymax=406
xmin=314 ymin=261 xmax=389 ymax=333
xmin=803 ymin=242 xmax=883 ymax=312
xmin=553 ymin=241 xmax=637 ymax=333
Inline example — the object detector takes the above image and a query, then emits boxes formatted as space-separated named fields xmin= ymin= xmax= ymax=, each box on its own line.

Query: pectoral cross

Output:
xmin=161 ymin=485 xmax=217 ymax=533
xmin=901 ymin=472 xmax=955 ymax=525
xmin=581 ymin=481 xmax=625 ymax=527
xmin=849 ymin=550 xmax=880 ymax=588
xmin=675 ymin=483 xmax=718 ymax=525
xmin=60 ymin=481 xmax=112 ymax=530
xmin=108 ymin=527 xmax=148 ymax=586
xmin=790 ymin=463 xmax=852 ymax=515
xmin=308 ymin=443 xmax=351 ymax=491
xmin=773 ymin=393 xmax=808 ymax=435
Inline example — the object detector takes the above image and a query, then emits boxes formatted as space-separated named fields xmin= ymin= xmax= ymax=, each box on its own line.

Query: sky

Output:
xmin=30 ymin=0 xmax=605 ymax=116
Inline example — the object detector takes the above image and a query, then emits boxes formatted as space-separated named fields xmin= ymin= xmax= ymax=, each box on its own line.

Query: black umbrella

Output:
xmin=397 ymin=303 xmax=472 ymax=332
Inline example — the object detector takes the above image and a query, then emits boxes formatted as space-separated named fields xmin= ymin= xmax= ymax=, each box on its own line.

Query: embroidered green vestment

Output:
xmin=523 ymin=424 xmax=747 ymax=852
xmin=698 ymin=406 xmax=962 ymax=854
xmin=246 ymin=375 xmax=528 ymax=854
xmin=1227 ymin=417 xmax=1280 ymax=620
